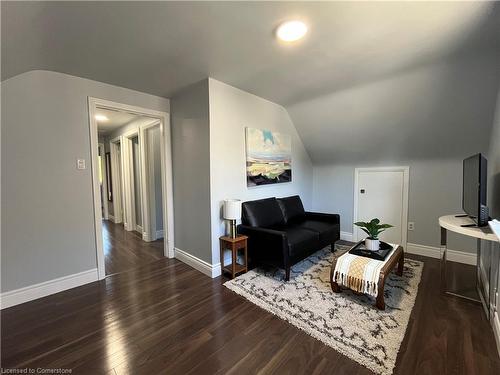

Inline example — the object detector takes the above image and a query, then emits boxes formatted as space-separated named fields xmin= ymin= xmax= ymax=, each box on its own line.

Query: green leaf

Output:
xmin=378 ymin=224 xmax=394 ymax=229
xmin=354 ymin=221 xmax=368 ymax=227
xmin=360 ymin=228 xmax=371 ymax=236
xmin=354 ymin=218 xmax=393 ymax=239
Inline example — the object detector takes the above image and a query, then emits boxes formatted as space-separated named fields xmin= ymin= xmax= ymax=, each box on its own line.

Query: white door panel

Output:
xmin=355 ymin=169 xmax=407 ymax=245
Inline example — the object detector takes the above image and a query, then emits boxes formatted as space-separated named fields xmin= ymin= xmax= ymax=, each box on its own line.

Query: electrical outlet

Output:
xmin=408 ymin=222 xmax=415 ymax=231
xmin=76 ymin=158 xmax=86 ymax=170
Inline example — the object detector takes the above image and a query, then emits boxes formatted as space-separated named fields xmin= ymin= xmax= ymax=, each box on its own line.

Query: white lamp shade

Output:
xmin=223 ymin=199 xmax=242 ymax=220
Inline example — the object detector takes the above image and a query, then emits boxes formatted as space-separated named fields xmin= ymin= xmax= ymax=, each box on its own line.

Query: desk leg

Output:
xmin=476 ymin=238 xmax=491 ymax=319
xmin=440 ymin=227 xmax=447 ymax=293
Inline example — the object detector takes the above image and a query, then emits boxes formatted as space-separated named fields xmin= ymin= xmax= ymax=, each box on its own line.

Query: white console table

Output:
xmin=439 ymin=215 xmax=499 ymax=316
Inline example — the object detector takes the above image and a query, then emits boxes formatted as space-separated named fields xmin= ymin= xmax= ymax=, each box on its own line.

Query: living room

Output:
xmin=2 ymin=2 xmax=500 ymax=374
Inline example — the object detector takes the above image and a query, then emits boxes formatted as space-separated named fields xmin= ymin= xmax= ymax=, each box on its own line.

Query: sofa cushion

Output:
xmin=282 ymin=226 xmax=319 ymax=259
xmin=277 ymin=195 xmax=306 ymax=224
xmin=298 ymin=220 xmax=340 ymax=243
xmin=242 ymin=197 xmax=285 ymax=228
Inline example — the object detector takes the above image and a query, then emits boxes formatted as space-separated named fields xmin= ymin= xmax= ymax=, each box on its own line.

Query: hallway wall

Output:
xmin=1 ymin=70 xmax=170 ymax=293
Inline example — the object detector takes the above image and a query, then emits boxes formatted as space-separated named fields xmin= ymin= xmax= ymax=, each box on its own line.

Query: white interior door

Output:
xmin=354 ymin=167 xmax=409 ymax=247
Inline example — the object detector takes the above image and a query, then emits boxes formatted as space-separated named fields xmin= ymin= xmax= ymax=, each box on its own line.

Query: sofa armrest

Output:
xmin=237 ymin=225 xmax=289 ymax=265
xmin=305 ymin=211 xmax=340 ymax=225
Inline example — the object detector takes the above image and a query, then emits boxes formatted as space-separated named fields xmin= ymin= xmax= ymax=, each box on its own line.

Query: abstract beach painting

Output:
xmin=245 ymin=127 xmax=292 ymax=187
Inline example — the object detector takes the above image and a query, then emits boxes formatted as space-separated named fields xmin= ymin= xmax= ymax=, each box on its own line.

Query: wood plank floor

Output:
xmin=103 ymin=220 xmax=164 ymax=276
xmin=2 ymin=250 xmax=499 ymax=374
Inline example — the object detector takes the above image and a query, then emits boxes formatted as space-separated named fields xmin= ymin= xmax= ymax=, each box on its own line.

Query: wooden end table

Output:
xmin=219 ymin=235 xmax=248 ymax=279
xmin=330 ymin=245 xmax=404 ymax=310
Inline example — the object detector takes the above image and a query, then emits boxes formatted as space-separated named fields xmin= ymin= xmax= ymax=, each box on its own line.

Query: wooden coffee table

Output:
xmin=330 ymin=245 xmax=404 ymax=310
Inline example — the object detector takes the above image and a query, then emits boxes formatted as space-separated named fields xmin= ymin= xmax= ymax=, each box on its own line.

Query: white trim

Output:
xmin=108 ymin=214 xmax=115 ymax=222
xmin=406 ymin=242 xmax=477 ymax=265
xmin=98 ymin=143 xmax=109 ymax=220
xmin=122 ymin=130 xmax=139 ymax=232
xmin=353 ymin=166 xmax=409 ymax=250
xmin=139 ymin=120 xmax=162 ymax=242
xmin=88 ymin=99 xmax=106 ymax=280
xmin=88 ymin=97 xmax=175 ymax=280
xmin=1 ymin=269 xmax=98 ymax=309
xmin=340 ymin=231 xmax=354 ymax=242
xmin=135 ymin=224 xmax=143 ymax=233
xmin=109 ymin=139 xmax=123 ymax=224
xmin=175 ymin=248 xmax=221 ymax=278
xmin=493 ymin=311 xmax=500 ymax=357
xmin=337 ymin=235 xmax=477 ymax=266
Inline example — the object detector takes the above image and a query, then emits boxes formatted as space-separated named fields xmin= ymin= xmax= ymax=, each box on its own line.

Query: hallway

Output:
xmin=103 ymin=220 xmax=164 ymax=275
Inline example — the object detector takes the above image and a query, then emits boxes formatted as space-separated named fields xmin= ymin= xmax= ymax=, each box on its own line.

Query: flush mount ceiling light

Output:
xmin=95 ymin=114 xmax=109 ymax=122
xmin=276 ymin=20 xmax=307 ymax=42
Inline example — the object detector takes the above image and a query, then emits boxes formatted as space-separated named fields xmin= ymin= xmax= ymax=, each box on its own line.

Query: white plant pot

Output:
xmin=365 ymin=238 xmax=380 ymax=251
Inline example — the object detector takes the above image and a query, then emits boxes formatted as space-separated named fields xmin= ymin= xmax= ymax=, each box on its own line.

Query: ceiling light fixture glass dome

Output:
xmin=276 ymin=20 xmax=308 ymax=42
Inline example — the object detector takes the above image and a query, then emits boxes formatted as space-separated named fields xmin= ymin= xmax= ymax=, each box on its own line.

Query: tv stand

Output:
xmin=439 ymin=215 xmax=499 ymax=320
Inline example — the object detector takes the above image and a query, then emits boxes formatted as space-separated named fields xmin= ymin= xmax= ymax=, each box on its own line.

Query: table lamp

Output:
xmin=223 ymin=199 xmax=242 ymax=238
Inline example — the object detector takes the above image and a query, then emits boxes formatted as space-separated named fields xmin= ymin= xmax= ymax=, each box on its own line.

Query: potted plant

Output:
xmin=354 ymin=218 xmax=393 ymax=250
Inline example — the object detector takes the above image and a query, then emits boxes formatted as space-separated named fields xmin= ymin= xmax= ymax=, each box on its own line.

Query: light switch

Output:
xmin=76 ymin=159 xmax=86 ymax=170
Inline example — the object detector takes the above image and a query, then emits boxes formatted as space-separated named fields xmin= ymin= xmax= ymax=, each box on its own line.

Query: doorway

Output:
xmin=353 ymin=166 xmax=409 ymax=248
xmin=89 ymin=98 xmax=174 ymax=279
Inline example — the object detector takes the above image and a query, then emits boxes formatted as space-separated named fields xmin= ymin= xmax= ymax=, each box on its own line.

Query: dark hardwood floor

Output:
xmin=103 ymin=220 xmax=164 ymax=276
xmin=2 ymin=250 xmax=499 ymax=374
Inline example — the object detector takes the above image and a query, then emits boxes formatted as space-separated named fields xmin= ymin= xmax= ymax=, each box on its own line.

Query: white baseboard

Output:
xmin=1 ymin=268 xmax=98 ymax=309
xmin=340 ymin=231 xmax=354 ymax=242
xmin=108 ymin=214 xmax=115 ymax=222
xmin=174 ymin=248 xmax=221 ymax=278
xmin=406 ymin=242 xmax=476 ymax=266
xmin=493 ymin=312 xmax=500 ymax=357
xmin=338 ymin=234 xmax=476 ymax=266
xmin=136 ymin=225 xmax=143 ymax=233
xmin=156 ymin=229 xmax=164 ymax=239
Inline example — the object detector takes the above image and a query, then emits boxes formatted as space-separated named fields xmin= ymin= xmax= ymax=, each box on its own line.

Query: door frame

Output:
xmin=139 ymin=120 xmax=162 ymax=242
xmin=88 ymin=97 xmax=175 ymax=280
xmin=109 ymin=137 xmax=123 ymax=224
xmin=121 ymin=129 xmax=140 ymax=233
xmin=98 ymin=143 xmax=109 ymax=220
xmin=353 ymin=166 xmax=409 ymax=249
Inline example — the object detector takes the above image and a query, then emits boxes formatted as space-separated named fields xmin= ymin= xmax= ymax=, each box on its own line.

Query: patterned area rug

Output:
xmin=224 ymin=244 xmax=424 ymax=375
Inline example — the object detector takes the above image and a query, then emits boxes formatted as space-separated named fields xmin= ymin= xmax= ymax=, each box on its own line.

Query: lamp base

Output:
xmin=230 ymin=220 xmax=237 ymax=239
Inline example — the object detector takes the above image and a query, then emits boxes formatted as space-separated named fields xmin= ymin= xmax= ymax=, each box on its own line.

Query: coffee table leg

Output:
xmin=330 ymin=266 xmax=341 ymax=293
xmin=331 ymin=281 xmax=341 ymax=293
xmin=397 ymin=251 xmax=404 ymax=276
xmin=376 ymin=273 xmax=386 ymax=310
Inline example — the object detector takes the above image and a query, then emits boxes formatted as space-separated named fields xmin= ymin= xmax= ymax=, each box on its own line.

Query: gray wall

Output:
xmin=1 ymin=70 xmax=169 ymax=292
xmin=171 ymin=79 xmax=212 ymax=263
xmin=488 ymin=90 xmax=500 ymax=220
xmin=302 ymin=55 xmax=500 ymax=254
xmin=208 ymin=79 xmax=313 ymax=264
xmin=312 ymin=159 xmax=476 ymax=252
xmin=487 ymin=90 xmax=500 ymax=337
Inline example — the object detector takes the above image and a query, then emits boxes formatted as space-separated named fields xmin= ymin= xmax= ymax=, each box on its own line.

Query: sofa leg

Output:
xmin=331 ymin=243 xmax=336 ymax=252
xmin=285 ymin=266 xmax=290 ymax=281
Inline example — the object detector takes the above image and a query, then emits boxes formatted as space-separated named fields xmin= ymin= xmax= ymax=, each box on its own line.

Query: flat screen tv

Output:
xmin=462 ymin=153 xmax=488 ymax=226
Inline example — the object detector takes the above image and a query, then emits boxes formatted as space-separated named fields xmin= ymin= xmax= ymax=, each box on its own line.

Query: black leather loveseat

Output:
xmin=237 ymin=195 xmax=340 ymax=281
